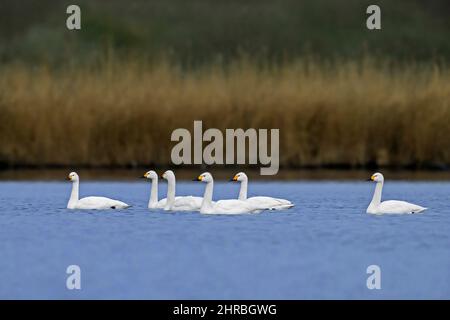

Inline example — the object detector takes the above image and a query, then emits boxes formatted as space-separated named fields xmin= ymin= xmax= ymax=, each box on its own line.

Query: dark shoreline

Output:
xmin=2 ymin=166 xmax=450 ymax=181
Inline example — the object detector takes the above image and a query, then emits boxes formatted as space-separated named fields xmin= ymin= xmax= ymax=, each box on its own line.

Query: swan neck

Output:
xmin=370 ymin=181 xmax=383 ymax=206
xmin=68 ymin=181 xmax=79 ymax=207
xmin=149 ymin=178 xmax=158 ymax=208
xmin=201 ymin=181 xmax=214 ymax=211
xmin=238 ymin=179 xmax=248 ymax=200
xmin=165 ymin=177 xmax=176 ymax=208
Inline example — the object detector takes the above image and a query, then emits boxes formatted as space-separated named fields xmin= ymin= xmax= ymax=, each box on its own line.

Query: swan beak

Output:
xmin=193 ymin=176 xmax=202 ymax=181
xmin=367 ymin=175 xmax=375 ymax=181
xmin=230 ymin=175 xmax=238 ymax=182
xmin=66 ymin=176 xmax=71 ymax=181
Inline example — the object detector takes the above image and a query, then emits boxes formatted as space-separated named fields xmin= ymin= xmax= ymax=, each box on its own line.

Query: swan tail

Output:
xmin=270 ymin=203 xmax=294 ymax=210
xmin=412 ymin=207 xmax=427 ymax=214
xmin=270 ymin=199 xmax=294 ymax=210
xmin=112 ymin=203 xmax=132 ymax=209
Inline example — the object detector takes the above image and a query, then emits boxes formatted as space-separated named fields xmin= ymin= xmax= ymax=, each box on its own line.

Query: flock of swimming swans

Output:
xmin=66 ymin=171 xmax=427 ymax=215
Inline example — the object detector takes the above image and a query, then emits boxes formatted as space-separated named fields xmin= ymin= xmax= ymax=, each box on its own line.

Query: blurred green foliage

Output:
xmin=0 ymin=0 xmax=449 ymax=66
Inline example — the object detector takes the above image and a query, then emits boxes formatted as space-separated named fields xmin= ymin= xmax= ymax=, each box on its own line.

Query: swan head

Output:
xmin=67 ymin=172 xmax=79 ymax=182
xmin=369 ymin=172 xmax=384 ymax=183
xmin=143 ymin=170 xmax=158 ymax=180
xmin=161 ymin=170 xmax=175 ymax=181
xmin=195 ymin=172 xmax=213 ymax=183
xmin=231 ymin=172 xmax=248 ymax=182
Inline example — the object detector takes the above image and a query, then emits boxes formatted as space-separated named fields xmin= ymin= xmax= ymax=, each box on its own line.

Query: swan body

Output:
xmin=69 ymin=196 xmax=130 ymax=210
xmin=366 ymin=173 xmax=426 ymax=214
xmin=166 ymin=196 xmax=203 ymax=211
xmin=67 ymin=172 xmax=130 ymax=210
xmin=161 ymin=170 xmax=203 ymax=211
xmin=246 ymin=196 xmax=293 ymax=210
xmin=195 ymin=172 xmax=262 ymax=214
xmin=231 ymin=172 xmax=294 ymax=210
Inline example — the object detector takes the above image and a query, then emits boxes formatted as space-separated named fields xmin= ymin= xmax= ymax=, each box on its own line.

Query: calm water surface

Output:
xmin=0 ymin=180 xmax=449 ymax=299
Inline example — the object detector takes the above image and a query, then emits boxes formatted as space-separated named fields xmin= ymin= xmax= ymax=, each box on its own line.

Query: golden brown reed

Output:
xmin=0 ymin=57 xmax=449 ymax=169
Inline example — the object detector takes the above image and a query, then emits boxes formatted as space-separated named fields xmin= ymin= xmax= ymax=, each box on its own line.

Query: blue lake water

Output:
xmin=0 ymin=180 xmax=449 ymax=299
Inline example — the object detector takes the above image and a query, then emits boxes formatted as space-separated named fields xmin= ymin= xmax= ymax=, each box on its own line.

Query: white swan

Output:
xmin=161 ymin=170 xmax=203 ymax=211
xmin=141 ymin=170 xmax=166 ymax=209
xmin=66 ymin=172 xmax=130 ymax=210
xmin=195 ymin=172 xmax=262 ymax=214
xmin=366 ymin=172 xmax=426 ymax=214
xmin=231 ymin=172 xmax=294 ymax=210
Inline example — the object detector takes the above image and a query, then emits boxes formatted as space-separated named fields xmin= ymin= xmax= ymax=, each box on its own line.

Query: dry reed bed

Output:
xmin=0 ymin=59 xmax=449 ymax=169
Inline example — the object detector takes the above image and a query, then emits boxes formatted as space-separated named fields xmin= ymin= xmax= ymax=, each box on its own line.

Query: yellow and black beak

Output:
xmin=66 ymin=176 xmax=72 ymax=181
xmin=367 ymin=175 xmax=375 ymax=181
xmin=140 ymin=174 xmax=147 ymax=179
xmin=230 ymin=175 xmax=238 ymax=182
xmin=193 ymin=175 xmax=203 ymax=181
